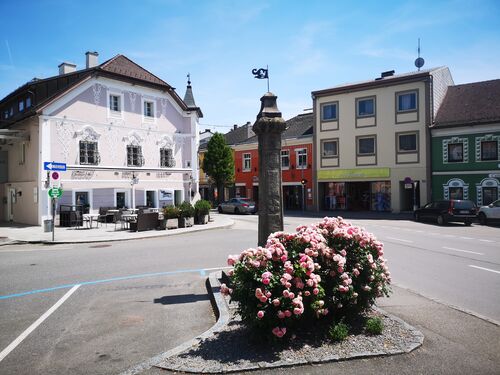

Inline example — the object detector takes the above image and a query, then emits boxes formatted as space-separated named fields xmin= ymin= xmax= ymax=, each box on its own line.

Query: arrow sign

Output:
xmin=48 ymin=188 xmax=63 ymax=198
xmin=44 ymin=162 xmax=67 ymax=171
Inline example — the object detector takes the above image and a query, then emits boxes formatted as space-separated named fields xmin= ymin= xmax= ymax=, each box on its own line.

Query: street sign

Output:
xmin=48 ymin=188 xmax=63 ymax=198
xmin=50 ymin=171 xmax=61 ymax=188
xmin=44 ymin=162 xmax=67 ymax=171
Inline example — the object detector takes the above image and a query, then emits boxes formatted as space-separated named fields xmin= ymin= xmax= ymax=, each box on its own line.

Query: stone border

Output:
xmin=145 ymin=271 xmax=424 ymax=374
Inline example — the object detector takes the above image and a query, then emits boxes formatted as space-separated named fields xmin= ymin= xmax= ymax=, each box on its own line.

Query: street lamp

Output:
xmin=131 ymin=172 xmax=139 ymax=209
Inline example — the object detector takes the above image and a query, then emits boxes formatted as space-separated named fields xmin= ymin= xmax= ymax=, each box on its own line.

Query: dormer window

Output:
xmin=18 ymin=100 xmax=24 ymax=112
xmin=26 ymin=97 xmax=32 ymax=108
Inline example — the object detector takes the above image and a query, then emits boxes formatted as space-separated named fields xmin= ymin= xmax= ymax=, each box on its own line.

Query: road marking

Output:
xmin=386 ymin=236 xmax=413 ymax=243
xmin=479 ymin=239 xmax=494 ymax=243
xmin=0 ymin=284 xmax=80 ymax=363
xmin=469 ymin=265 xmax=500 ymax=275
xmin=459 ymin=237 xmax=473 ymax=240
xmin=0 ymin=267 xmax=233 ymax=300
xmin=442 ymin=246 xmax=483 ymax=255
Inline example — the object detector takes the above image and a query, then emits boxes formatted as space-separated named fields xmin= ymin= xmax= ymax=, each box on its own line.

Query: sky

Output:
xmin=1 ymin=0 xmax=500 ymax=132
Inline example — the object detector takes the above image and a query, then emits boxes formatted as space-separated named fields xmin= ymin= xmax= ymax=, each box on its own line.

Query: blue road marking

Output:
xmin=0 ymin=268 xmax=210 ymax=301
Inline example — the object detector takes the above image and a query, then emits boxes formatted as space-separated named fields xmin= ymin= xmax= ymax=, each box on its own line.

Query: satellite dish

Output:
xmin=415 ymin=57 xmax=425 ymax=69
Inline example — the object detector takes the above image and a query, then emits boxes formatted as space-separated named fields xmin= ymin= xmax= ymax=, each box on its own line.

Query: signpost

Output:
xmin=48 ymin=187 xmax=63 ymax=198
xmin=44 ymin=162 xmax=67 ymax=171
xmin=44 ymin=161 xmax=66 ymax=242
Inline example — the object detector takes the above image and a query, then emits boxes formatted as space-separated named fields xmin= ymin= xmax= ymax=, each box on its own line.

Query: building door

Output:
xmin=116 ymin=192 xmax=126 ymax=208
xmin=347 ymin=182 xmax=370 ymax=210
xmin=75 ymin=191 xmax=90 ymax=213
xmin=7 ymin=188 xmax=15 ymax=221
xmin=146 ymin=190 xmax=157 ymax=207
xmin=174 ymin=190 xmax=183 ymax=205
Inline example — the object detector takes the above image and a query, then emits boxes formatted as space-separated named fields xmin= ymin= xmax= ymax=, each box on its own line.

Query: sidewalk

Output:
xmin=0 ymin=212 xmax=234 ymax=245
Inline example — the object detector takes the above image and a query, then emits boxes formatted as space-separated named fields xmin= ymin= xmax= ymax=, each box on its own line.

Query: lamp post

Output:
xmin=131 ymin=172 xmax=139 ymax=209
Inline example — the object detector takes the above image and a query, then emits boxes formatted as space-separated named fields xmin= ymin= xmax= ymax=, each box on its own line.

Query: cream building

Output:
xmin=0 ymin=52 xmax=202 ymax=225
xmin=312 ymin=68 xmax=453 ymax=213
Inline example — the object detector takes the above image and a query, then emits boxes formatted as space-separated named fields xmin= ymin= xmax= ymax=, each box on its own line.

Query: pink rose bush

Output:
xmin=220 ymin=217 xmax=391 ymax=339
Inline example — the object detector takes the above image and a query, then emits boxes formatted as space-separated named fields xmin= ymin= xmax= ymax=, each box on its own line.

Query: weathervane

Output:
xmin=414 ymin=38 xmax=425 ymax=71
xmin=252 ymin=65 xmax=270 ymax=92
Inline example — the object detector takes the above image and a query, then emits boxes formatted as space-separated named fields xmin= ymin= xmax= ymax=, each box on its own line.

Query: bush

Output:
xmin=221 ymin=217 xmax=391 ymax=339
xmin=365 ymin=316 xmax=384 ymax=335
xmin=194 ymin=199 xmax=211 ymax=216
xmin=329 ymin=320 xmax=349 ymax=341
xmin=162 ymin=205 xmax=180 ymax=219
xmin=178 ymin=202 xmax=195 ymax=218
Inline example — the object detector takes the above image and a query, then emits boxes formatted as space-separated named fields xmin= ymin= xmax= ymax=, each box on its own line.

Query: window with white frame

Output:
xmin=357 ymin=136 xmax=376 ymax=155
xmin=357 ymin=97 xmax=375 ymax=117
xmin=144 ymin=100 xmax=154 ymax=118
xmin=127 ymin=145 xmax=144 ymax=167
xmin=448 ymin=143 xmax=463 ymax=162
xmin=322 ymin=139 xmax=338 ymax=157
xmin=281 ymin=150 xmax=290 ymax=169
xmin=396 ymin=91 xmax=417 ymax=112
xmin=321 ymin=102 xmax=337 ymax=121
xmin=109 ymin=94 xmax=121 ymax=112
xmin=18 ymin=100 xmax=24 ymax=112
xmin=296 ymin=148 xmax=307 ymax=168
xmin=397 ymin=133 xmax=418 ymax=152
xmin=243 ymin=153 xmax=251 ymax=171
xmin=79 ymin=140 xmax=99 ymax=165
xmin=480 ymin=140 xmax=498 ymax=161
xmin=160 ymin=147 xmax=175 ymax=167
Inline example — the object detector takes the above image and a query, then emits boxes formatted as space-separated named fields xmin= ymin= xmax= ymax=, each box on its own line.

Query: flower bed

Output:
xmin=221 ymin=217 xmax=391 ymax=339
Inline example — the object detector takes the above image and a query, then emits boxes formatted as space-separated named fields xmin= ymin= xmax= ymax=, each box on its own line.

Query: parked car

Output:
xmin=478 ymin=199 xmax=500 ymax=225
xmin=218 ymin=198 xmax=257 ymax=214
xmin=413 ymin=200 xmax=477 ymax=226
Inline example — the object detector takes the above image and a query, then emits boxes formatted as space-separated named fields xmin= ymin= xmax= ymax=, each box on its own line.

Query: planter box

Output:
xmin=166 ymin=218 xmax=179 ymax=229
xmin=178 ymin=217 xmax=194 ymax=228
xmin=195 ymin=214 xmax=209 ymax=225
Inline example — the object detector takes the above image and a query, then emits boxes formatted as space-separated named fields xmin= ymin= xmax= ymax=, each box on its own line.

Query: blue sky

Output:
xmin=1 ymin=0 xmax=499 ymax=131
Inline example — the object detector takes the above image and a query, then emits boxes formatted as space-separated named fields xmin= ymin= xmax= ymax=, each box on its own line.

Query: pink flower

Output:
xmin=262 ymin=278 xmax=270 ymax=285
xmin=257 ymin=310 xmax=264 ymax=319
xmin=313 ymin=288 xmax=319 ymax=295
xmin=284 ymin=310 xmax=292 ymax=318
xmin=277 ymin=310 xmax=285 ymax=319
xmin=259 ymin=295 xmax=268 ymax=303
xmin=304 ymin=291 xmax=311 ymax=297
xmin=272 ymin=298 xmax=280 ymax=307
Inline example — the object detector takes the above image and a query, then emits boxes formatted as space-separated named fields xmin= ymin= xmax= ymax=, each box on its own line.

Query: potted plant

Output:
xmin=194 ymin=199 xmax=211 ymax=225
xmin=162 ymin=205 xmax=180 ymax=229
xmin=178 ymin=201 xmax=195 ymax=228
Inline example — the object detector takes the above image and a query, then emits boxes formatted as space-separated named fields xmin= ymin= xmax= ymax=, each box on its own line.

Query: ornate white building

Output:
xmin=0 ymin=52 xmax=202 ymax=225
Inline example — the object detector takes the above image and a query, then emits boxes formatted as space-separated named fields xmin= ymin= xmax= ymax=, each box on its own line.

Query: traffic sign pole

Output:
xmin=52 ymin=197 xmax=55 ymax=242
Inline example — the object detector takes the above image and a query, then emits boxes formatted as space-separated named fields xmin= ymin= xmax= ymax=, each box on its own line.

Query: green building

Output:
xmin=431 ymin=79 xmax=500 ymax=206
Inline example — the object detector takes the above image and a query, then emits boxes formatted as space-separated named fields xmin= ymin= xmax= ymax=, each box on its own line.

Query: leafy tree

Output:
xmin=202 ymin=132 xmax=234 ymax=204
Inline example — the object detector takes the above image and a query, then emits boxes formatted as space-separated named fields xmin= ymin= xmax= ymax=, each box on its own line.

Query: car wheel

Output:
xmin=414 ymin=212 xmax=420 ymax=222
xmin=437 ymin=215 xmax=446 ymax=225
xmin=234 ymin=207 xmax=240 ymax=214
xmin=218 ymin=206 xmax=223 ymax=213
xmin=478 ymin=212 xmax=487 ymax=225
xmin=464 ymin=219 xmax=472 ymax=226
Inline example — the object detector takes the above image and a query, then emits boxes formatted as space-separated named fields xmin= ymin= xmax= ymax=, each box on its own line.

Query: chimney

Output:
xmin=85 ymin=51 xmax=99 ymax=68
xmin=233 ymin=124 xmax=238 ymax=130
xmin=58 ymin=62 xmax=77 ymax=75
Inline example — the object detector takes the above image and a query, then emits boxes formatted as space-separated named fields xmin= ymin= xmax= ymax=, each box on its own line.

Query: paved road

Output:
xmin=1 ymin=213 xmax=499 ymax=374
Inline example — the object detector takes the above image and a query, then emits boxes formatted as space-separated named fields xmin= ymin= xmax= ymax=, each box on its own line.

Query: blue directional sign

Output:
xmin=44 ymin=162 xmax=67 ymax=171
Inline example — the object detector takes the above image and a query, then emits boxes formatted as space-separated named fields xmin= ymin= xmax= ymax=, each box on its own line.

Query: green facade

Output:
xmin=431 ymin=130 xmax=500 ymax=206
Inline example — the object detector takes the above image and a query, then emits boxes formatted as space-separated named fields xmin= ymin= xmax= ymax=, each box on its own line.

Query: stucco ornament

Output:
xmin=74 ymin=126 xmax=101 ymax=142
xmin=157 ymin=134 xmax=174 ymax=148
xmin=105 ymin=126 xmax=119 ymax=163
xmin=92 ymin=83 xmax=103 ymax=106
xmin=55 ymin=120 xmax=74 ymax=162
xmin=160 ymin=98 xmax=168 ymax=118
xmin=123 ymin=131 xmax=144 ymax=146
xmin=128 ymin=91 xmax=137 ymax=113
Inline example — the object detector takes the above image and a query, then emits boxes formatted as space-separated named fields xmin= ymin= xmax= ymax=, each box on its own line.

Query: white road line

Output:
xmin=469 ymin=265 xmax=500 ymax=275
xmin=479 ymin=239 xmax=494 ymax=243
xmin=442 ymin=246 xmax=484 ymax=255
xmin=386 ymin=236 xmax=413 ymax=243
xmin=459 ymin=237 xmax=473 ymax=240
xmin=0 ymin=284 xmax=80 ymax=363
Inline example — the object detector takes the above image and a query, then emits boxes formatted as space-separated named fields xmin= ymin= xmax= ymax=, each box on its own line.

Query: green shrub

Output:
xmin=178 ymin=201 xmax=195 ymax=218
xmin=365 ymin=316 xmax=384 ymax=335
xmin=194 ymin=199 xmax=211 ymax=215
xmin=162 ymin=205 xmax=180 ymax=219
xmin=329 ymin=321 xmax=349 ymax=341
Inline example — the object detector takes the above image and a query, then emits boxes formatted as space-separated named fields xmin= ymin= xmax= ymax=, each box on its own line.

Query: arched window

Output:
xmin=443 ymin=178 xmax=468 ymax=200
xmin=476 ymin=178 xmax=500 ymax=206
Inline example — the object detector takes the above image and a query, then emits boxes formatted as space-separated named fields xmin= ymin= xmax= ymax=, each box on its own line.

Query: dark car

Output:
xmin=414 ymin=200 xmax=477 ymax=226
xmin=218 ymin=198 xmax=257 ymax=214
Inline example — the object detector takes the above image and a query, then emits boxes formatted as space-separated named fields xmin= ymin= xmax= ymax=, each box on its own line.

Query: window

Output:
xmin=397 ymin=91 xmax=417 ymax=112
xmin=79 ymin=141 xmax=99 ymax=165
xmin=296 ymin=148 xmax=307 ymax=168
xmin=26 ymin=97 xmax=32 ymax=108
xmin=127 ymin=145 xmax=144 ymax=167
xmin=322 ymin=140 xmax=338 ymax=157
xmin=3 ymin=110 xmax=8 ymax=119
xmin=281 ymin=150 xmax=290 ymax=169
xmin=321 ymin=102 xmax=337 ymax=121
xmin=160 ymin=148 xmax=175 ymax=167
xmin=357 ymin=137 xmax=376 ymax=155
xmin=243 ymin=153 xmax=251 ymax=171
xmin=19 ymin=143 xmax=26 ymax=165
xmin=144 ymin=101 xmax=154 ymax=118
xmin=449 ymin=187 xmax=463 ymax=200
xmin=357 ymin=97 xmax=375 ymax=117
xmin=109 ymin=95 xmax=121 ymax=112
xmin=398 ymin=133 xmax=417 ymax=152
xmin=481 ymin=140 xmax=498 ymax=161
xmin=18 ymin=100 xmax=24 ymax=112
xmin=448 ymin=143 xmax=463 ymax=162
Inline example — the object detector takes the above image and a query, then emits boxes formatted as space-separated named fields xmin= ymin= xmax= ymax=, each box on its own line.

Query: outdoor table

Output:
xmin=82 ymin=213 xmax=100 ymax=229
xmin=121 ymin=213 xmax=138 ymax=229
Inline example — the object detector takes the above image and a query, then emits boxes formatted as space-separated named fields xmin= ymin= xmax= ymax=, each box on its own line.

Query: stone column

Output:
xmin=253 ymin=93 xmax=287 ymax=246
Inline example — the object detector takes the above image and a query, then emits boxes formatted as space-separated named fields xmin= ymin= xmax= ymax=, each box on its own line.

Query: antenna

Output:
xmin=414 ymin=38 xmax=425 ymax=71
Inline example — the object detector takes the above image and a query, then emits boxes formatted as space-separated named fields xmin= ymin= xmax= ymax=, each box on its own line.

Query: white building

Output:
xmin=0 ymin=52 xmax=202 ymax=225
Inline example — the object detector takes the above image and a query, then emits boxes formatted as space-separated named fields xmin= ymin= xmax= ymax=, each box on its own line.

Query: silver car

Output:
xmin=218 ymin=198 xmax=257 ymax=214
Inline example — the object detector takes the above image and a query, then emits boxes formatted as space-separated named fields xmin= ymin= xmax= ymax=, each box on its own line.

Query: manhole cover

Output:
xmin=89 ymin=244 xmax=112 ymax=248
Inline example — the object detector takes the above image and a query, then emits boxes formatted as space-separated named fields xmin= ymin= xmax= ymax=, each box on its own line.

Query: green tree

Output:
xmin=202 ymin=133 xmax=234 ymax=204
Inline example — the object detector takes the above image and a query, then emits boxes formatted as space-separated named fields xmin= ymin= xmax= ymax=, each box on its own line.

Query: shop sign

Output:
xmin=318 ymin=168 xmax=390 ymax=181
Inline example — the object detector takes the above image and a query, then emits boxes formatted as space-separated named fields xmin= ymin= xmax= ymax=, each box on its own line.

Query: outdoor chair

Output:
xmin=113 ymin=210 xmax=126 ymax=231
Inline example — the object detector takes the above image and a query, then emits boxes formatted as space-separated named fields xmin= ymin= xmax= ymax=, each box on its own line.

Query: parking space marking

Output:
xmin=479 ymin=239 xmax=494 ymax=243
xmin=386 ymin=236 xmax=413 ymax=243
xmin=469 ymin=265 xmax=500 ymax=275
xmin=0 ymin=284 xmax=80 ymax=363
xmin=443 ymin=246 xmax=484 ymax=255
xmin=459 ymin=237 xmax=473 ymax=240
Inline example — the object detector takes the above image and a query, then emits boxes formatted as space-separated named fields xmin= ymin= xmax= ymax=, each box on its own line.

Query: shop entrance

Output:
xmin=399 ymin=181 xmax=420 ymax=211
xmin=346 ymin=182 xmax=371 ymax=211
xmin=283 ymin=185 xmax=303 ymax=210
